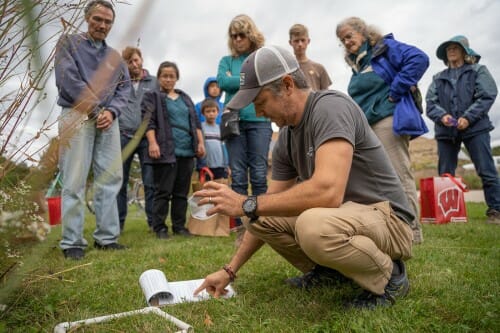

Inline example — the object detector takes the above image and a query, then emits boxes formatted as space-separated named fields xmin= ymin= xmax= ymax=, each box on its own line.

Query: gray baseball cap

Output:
xmin=226 ymin=45 xmax=299 ymax=110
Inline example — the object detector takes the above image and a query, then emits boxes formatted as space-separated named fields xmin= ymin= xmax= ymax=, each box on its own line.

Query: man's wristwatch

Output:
xmin=242 ymin=195 xmax=259 ymax=221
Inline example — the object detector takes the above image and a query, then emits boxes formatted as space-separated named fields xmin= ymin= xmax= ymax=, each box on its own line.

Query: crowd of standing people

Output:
xmin=54 ymin=0 xmax=498 ymax=310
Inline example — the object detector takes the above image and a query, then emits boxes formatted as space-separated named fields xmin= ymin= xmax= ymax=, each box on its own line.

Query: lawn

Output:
xmin=0 ymin=203 xmax=498 ymax=332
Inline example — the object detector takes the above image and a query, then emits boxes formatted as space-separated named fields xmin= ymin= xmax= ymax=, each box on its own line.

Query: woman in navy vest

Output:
xmin=426 ymin=35 xmax=500 ymax=224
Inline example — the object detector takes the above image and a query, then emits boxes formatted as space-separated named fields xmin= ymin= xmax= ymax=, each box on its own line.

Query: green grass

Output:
xmin=0 ymin=203 xmax=499 ymax=332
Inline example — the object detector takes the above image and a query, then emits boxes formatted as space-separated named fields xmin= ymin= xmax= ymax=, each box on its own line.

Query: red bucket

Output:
xmin=46 ymin=196 xmax=61 ymax=226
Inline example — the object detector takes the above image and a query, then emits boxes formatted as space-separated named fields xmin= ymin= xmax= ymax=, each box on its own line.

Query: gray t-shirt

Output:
xmin=272 ymin=90 xmax=414 ymax=224
xmin=202 ymin=122 xmax=226 ymax=168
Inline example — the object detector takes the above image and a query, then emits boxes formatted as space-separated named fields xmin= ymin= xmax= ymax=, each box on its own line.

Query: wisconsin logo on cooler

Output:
xmin=420 ymin=174 xmax=468 ymax=224
xmin=437 ymin=188 xmax=463 ymax=217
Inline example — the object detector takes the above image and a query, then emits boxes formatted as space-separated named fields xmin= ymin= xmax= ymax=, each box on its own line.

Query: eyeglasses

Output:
xmin=91 ymin=15 xmax=113 ymax=26
xmin=231 ymin=32 xmax=247 ymax=40
xmin=339 ymin=31 xmax=355 ymax=45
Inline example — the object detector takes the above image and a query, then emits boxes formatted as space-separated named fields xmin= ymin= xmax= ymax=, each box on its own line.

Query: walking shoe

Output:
xmin=346 ymin=260 xmax=409 ymax=309
xmin=94 ymin=242 xmax=127 ymax=250
xmin=173 ymin=228 xmax=192 ymax=237
xmin=486 ymin=208 xmax=500 ymax=225
xmin=156 ymin=229 xmax=169 ymax=239
xmin=285 ymin=265 xmax=350 ymax=289
xmin=63 ymin=248 xmax=85 ymax=260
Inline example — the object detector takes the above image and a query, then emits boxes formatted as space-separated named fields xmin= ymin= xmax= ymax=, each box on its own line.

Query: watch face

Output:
xmin=243 ymin=198 xmax=257 ymax=213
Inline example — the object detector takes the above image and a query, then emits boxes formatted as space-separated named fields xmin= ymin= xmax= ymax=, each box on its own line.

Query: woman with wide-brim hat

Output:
xmin=426 ymin=35 xmax=500 ymax=224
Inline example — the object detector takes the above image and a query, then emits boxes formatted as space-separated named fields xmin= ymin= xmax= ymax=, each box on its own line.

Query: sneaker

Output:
xmin=486 ymin=209 xmax=500 ymax=225
xmin=346 ymin=260 xmax=409 ymax=309
xmin=347 ymin=290 xmax=395 ymax=309
xmin=156 ymin=229 xmax=169 ymax=239
xmin=94 ymin=242 xmax=127 ymax=250
xmin=173 ymin=228 xmax=192 ymax=237
xmin=62 ymin=248 xmax=85 ymax=260
xmin=285 ymin=265 xmax=350 ymax=289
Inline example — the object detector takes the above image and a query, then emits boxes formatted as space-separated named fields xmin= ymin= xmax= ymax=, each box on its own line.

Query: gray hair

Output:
xmin=85 ymin=0 xmax=115 ymax=20
xmin=262 ymin=69 xmax=310 ymax=95
xmin=335 ymin=16 xmax=382 ymax=46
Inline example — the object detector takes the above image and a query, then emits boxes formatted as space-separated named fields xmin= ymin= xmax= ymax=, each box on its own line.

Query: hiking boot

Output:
xmin=94 ymin=242 xmax=127 ymax=250
xmin=285 ymin=265 xmax=350 ymax=289
xmin=486 ymin=209 xmax=500 ymax=225
xmin=63 ymin=248 xmax=85 ymax=260
xmin=346 ymin=260 xmax=409 ymax=309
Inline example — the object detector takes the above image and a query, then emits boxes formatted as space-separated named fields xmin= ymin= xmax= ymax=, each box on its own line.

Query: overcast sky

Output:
xmin=17 ymin=0 xmax=500 ymax=162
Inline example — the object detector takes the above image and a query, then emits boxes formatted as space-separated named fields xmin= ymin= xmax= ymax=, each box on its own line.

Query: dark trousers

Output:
xmin=117 ymin=134 xmax=155 ymax=229
xmin=211 ymin=167 xmax=227 ymax=179
xmin=438 ymin=131 xmax=500 ymax=211
xmin=151 ymin=157 xmax=195 ymax=233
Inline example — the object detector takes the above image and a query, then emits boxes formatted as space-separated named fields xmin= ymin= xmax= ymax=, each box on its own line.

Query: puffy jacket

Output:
xmin=346 ymin=34 xmax=429 ymax=126
xmin=426 ymin=63 xmax=497 ymax=139
xmin=141 ymin=89 xmax=201 ymax=164
xmin=194 ymin=76 xmax=224 ymax=124
xmin=371 ymin=34 xmax=429 ymax=102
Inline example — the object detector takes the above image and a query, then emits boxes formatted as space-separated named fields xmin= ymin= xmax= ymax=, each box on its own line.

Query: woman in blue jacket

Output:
xmin=336 ymin=17 xmax=429 ymax=244
xmin=426 ymin=35 xmax=500 ymax=224
xmin=142 ymin=61 xmax=205 ymax=238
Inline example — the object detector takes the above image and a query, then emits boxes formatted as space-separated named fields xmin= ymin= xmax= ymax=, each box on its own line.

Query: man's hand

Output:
xmin=96 ymin=110 xmax=114 ymax=130
xmin=193 ymin=270 xmax=232 ymax=298
xmin=194 ymin=181 xmax=246 ymax=217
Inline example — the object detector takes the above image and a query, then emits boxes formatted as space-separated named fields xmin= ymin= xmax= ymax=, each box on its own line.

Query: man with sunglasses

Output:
xmin=55 ymin=0 xmax=129 ymax=260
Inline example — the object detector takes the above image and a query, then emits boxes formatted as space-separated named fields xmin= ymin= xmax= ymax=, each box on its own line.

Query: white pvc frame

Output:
xmin=53 ymin=306 xmax=193 ymax=332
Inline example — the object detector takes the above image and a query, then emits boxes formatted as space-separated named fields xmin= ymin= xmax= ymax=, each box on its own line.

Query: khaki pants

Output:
xmin=244 ymin=201 xmax=413 ymax=295
xmin=371 ymin=116 xmax=421 ymax=236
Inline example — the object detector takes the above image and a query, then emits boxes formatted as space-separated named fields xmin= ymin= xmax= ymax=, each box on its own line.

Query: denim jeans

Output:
xmin=151 ymin=157 xmax=194 ymax=233
xmin=58 ymin=108 xmax=123 ymax=249
xmin=117 ymin=134 xmax=155 ymax=229
xmin=438 ymin=131 xmax=500 ymax=211
xmin=225 ymin=121 xmax=272 ymax=195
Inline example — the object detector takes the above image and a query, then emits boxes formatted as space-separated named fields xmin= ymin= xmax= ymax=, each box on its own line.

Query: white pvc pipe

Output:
xmin=53 ymin=306 xmax=193 ymax=333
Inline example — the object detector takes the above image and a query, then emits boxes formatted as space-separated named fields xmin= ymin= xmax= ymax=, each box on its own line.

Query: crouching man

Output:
xmin=194 ymin=46 xmax=413 ymax=309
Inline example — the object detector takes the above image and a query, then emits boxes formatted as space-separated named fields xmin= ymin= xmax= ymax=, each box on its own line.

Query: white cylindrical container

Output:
xmin=139 ymin=269 xmax=173 ymax=306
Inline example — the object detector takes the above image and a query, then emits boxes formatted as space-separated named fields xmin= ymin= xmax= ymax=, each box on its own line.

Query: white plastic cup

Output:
xmin=188 ymin=195 xmax=216 ymax=220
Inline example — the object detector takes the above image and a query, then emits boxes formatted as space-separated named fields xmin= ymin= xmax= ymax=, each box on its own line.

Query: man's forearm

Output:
xmin=228 ymin=231 xmax=264 ymax=273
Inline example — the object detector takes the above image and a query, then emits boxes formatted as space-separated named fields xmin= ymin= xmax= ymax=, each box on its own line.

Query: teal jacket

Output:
xmin=217 ymin=54 xmax=269 ymax=122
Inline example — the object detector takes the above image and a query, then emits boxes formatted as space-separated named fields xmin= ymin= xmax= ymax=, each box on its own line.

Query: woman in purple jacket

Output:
xmin=336 ymin=17 xmax=429 ymax=244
